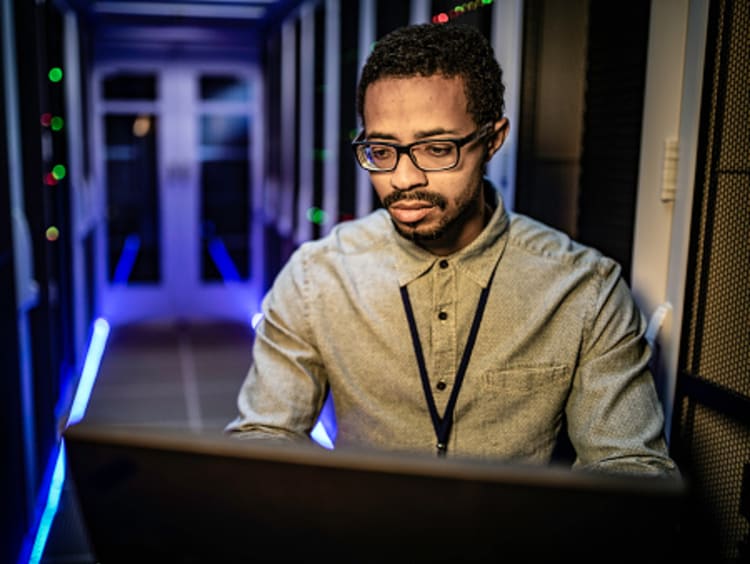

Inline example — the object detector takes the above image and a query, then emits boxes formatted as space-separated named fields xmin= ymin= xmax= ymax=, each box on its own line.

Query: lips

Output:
xmin=389 ymin=202 xmax=435 ymax=224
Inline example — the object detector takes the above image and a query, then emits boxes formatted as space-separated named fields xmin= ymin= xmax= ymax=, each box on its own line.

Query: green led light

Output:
xmin=48 ymin=67 xmax=63 ymax=82
xmin=52 ymin=164 xmax=67 ymax=180
xmin=46 ymin=226 xmax=60 ymax=241
xmin=50 ymin=116 xmax=64 ymax=131
xmin=306 ymin=207 xmax=327 ymax=225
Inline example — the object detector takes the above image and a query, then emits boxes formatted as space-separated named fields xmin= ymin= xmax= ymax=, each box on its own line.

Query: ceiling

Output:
xmin=62 ymin=0 xmax=307 ymax=28
xmin=59 ymin=0 xmax=309 ymax=59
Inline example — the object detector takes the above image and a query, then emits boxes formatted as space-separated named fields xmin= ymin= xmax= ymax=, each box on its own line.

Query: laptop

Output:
xmin=64 ymin=422 xmax=686 ymax=562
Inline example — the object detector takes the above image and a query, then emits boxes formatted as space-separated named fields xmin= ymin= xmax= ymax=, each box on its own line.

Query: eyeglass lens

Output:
xmin=360 ymin=140 xmax=459 ymax=171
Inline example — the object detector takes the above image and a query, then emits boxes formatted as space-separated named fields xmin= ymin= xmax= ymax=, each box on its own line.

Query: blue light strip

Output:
xmin=67 ymin=318 xmax=111 ymax=426
xmin=207 ymin=237 xmax=242 ymax=282
xmin=19 ymin=318 xmax=111 ymax=563
xmin=112 ymin=234 xmax=141 ymax=284
xmin=24 ymin=442 xmax=66 ymax=564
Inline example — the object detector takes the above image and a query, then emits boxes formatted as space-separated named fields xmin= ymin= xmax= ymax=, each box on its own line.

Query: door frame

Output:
xmin=91 ymin=60 xmax=265 ymax=326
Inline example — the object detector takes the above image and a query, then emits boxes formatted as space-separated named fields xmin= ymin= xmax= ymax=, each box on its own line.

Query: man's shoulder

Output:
xmin=507 ymin=212 xmax=617 ymax=276
xmin=298 ymin=209 xmax=392 ymax=259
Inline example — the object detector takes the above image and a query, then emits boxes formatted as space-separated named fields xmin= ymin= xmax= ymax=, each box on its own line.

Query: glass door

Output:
xmin=94 ymin=64 xmax=262 ymax=325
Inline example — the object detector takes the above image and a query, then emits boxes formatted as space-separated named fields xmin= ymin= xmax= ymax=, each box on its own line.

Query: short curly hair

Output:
xmin=356 ymin=23 xmax=505 ymax=128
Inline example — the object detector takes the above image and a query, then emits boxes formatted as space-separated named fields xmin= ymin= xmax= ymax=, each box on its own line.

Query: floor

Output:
xmin=40 ymin=320 xmax=255 ymax=563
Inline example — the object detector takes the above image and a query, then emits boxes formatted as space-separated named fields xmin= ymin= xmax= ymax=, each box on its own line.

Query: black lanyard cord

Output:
xmin=399 ymin=269 xmax=495 ymax=457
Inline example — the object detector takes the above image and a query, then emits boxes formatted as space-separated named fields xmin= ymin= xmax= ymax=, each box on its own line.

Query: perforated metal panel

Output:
xmin=679 ymin=401 xmax=750 ymax=559
xmin=676 ymin=0 xmax=750 ymax=561
xmin=684 ymin=0 xmax=750 ymax=396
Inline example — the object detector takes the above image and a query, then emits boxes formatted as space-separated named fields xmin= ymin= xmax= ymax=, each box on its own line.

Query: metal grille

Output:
xmin=692 ymin=170 xmax=750 ymax=394
xmin=676 ymin=0 xmax=750 ymax=561
xmin=684 ymin=0 xmax=750 ymax=393
xmin=679 ymin=400 xmax=750 ymax=559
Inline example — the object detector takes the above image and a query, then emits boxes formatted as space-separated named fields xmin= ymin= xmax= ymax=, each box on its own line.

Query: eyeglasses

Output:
xmin=351 ymin=123 xmax=494 ymax=173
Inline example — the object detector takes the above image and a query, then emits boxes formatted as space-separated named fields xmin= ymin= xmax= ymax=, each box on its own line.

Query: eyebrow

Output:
xmin=365 ymin=127 xmax=462 ymax=142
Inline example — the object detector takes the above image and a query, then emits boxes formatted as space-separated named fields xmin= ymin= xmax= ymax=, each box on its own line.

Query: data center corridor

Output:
xmin=41 ymin=321 xmax=255 ymax=563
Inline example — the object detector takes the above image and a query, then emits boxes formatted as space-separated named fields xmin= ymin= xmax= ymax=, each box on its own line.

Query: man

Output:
xmin=227 ymin=23 xmax=678 ymax=476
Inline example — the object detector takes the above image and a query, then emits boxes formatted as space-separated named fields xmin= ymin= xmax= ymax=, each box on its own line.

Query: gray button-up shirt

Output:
xmin=228 ymin=186 xmax=678 ymax=476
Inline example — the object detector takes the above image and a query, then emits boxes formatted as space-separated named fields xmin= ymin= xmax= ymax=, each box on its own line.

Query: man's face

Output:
xmin=362 ymin=75 xmax=507 ymax=255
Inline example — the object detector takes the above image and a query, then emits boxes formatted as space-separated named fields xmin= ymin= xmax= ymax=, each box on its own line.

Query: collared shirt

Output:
xmin=227 ymin=184 xmax=678 ymax=476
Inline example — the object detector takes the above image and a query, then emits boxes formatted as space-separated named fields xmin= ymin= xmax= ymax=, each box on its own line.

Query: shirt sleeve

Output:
xmin=565 ymin=259 xmax=680 ymax=477
xmin=225 ymin=246 xmax=327 ymax=442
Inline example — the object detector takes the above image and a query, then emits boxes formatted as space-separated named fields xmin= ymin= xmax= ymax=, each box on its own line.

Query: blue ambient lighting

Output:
xmin=311 ymin=393 xmax=337 ymax=449
xmin=67 ymin=318 xmax=111 ymax=426
xmin=208 ymin=237 xmax=242 ymax=282
xmin=310 ymin=422 xmax=334 ymax=449
xmin=21 ymin=317 xmax=110 ymax=564
xmin=112 ymin=234 xmax=141 ymax=284
xmin=25 ymin=442 xmax=66 ymax=564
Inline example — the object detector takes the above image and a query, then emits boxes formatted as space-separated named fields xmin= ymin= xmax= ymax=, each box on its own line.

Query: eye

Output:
xmin=368 ymin=145 xmax=393 ymax=162
xmin=422 ymin=142 xmax=455 ymax=158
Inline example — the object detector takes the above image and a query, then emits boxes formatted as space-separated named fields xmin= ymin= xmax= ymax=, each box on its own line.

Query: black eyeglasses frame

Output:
xmin=351 ymin=122 xmax=495 ymax=173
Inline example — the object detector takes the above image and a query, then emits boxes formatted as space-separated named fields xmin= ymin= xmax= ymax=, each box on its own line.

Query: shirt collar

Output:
xmin=389 ymin=180 xmax=510 ymax=287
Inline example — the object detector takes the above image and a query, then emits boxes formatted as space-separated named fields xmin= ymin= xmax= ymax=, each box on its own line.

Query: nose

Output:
xmin=390 ymin=152 xmax=427 ymax=191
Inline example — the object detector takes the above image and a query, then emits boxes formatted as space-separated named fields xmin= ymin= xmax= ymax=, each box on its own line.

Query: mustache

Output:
xmin=382 ymin=190 xmax=447 ymax=209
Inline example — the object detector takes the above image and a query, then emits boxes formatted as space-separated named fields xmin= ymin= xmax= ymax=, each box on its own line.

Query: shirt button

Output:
xmin=439 ymin=260 xmax=449 ymax=269
xmin=438 ymin=311 xmax=448 ymax=320
xmin=436 ymin=381 xmax=447 ymax=391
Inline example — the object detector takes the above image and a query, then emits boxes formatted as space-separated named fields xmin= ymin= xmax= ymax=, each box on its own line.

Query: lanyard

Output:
xmin=399 ymin=268 xmax=495 ymax=457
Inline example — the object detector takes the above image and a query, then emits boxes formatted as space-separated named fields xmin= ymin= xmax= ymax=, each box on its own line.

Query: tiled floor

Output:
xmin=41 ymin=320 xmax=254 ymax=563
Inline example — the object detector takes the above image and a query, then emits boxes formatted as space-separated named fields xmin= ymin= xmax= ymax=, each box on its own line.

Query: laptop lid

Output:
xmin=64 ymin=423 xmax=686 ymax=562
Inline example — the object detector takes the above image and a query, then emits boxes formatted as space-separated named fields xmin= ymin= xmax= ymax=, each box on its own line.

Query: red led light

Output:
xmin=45 ymin=173 xmax=58 ymax=186
xmin=431 ymin=1 xmax=493 ymax=23
xmin=40 ymin=113 xmax=52 ymax=127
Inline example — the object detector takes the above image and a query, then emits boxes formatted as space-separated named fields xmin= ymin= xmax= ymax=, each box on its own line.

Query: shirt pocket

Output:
xmin=457 ymin=365 xmax=572 ymax=459
xmin=480 ymin=364 xmax=570 ymax=395
xmin=479 ymin=364 xmax=571 ymax=419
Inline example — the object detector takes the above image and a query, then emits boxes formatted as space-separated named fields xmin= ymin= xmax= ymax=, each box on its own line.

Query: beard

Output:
xmin=383 ymin=179 xmax=483 ymax=244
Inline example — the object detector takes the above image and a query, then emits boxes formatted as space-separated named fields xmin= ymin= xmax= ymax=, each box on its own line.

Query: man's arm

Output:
xmin=565 ymin=260 xmax=680 ymax=477
xmin=225 ymin=248 xmax=327 ymax=443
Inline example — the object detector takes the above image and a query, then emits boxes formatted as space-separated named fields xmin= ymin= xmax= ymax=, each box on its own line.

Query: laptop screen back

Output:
xmin=64 ymin=423 xmax=686 ymax=562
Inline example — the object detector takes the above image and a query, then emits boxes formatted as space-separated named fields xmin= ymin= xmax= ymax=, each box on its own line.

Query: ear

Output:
xmin=485 ymin=118 xmax=510 ymax=161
